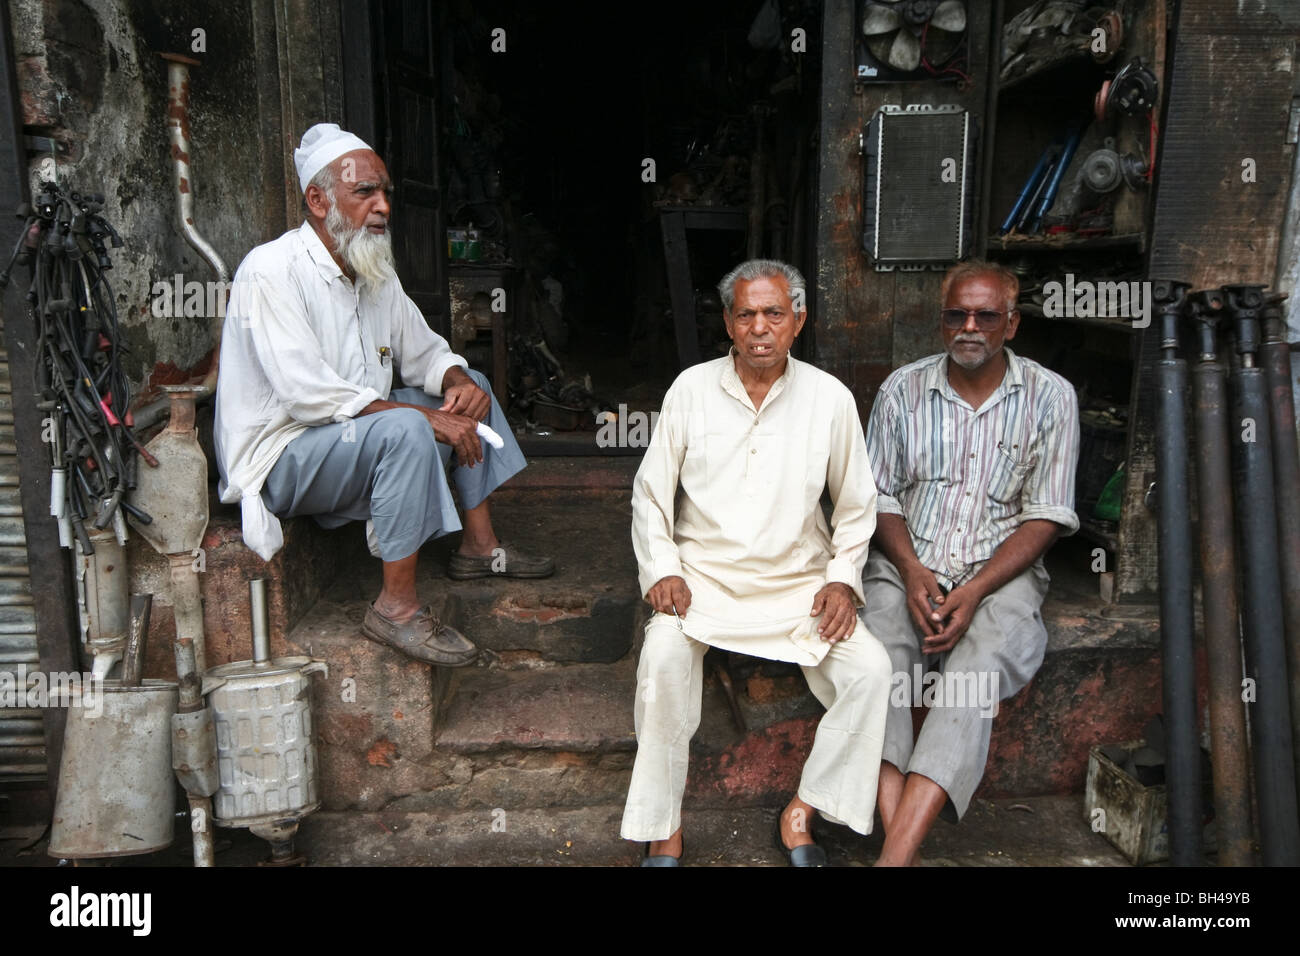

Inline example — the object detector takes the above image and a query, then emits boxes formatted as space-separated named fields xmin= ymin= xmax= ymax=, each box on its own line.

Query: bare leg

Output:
xmin=457 ymin=499 xmax=501 ymax=557
xmin=875 ymin=772 xmax=947 ymax=867
xmin=374 ymin=552 xmax=421 ymax=621
xmin=877 ymin=761 xmax=906 ymax=833
xmin=648 ymin=827 xmax=682 ymax=859
xmin=780 ymin=796 xmax=817 ymax=849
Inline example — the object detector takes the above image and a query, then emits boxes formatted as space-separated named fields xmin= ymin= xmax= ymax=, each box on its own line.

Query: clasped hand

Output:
xmin=900 ymin=564 xmax=983 ymax=655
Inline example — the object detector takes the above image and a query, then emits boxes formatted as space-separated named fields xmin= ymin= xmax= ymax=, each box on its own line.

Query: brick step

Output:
xmin=282 ymin=589 xmax=455 ymax=813
xmin=290 ymin=600 xmax=1166 ymax=814
xmin=292 ymin=795 xmax=1128 ymax=866
xmin=132 ymin=513 xmax=371 ymax=679
xmin=436 ymin=660 xmax=637 ymax=755
xmin=983 ymin=596 xmax=1170 ymax=799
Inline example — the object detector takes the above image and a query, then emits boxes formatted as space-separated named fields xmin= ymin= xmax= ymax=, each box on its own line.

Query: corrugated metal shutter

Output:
xmin=0 ymin=323 xmax=45 ymax=781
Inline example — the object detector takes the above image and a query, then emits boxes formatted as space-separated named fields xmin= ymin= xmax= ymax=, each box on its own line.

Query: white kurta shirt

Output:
xmin=631 ymin=351 xmax=877 ymax=666
xmin=214 ymin=222 xmax=468 ymax=560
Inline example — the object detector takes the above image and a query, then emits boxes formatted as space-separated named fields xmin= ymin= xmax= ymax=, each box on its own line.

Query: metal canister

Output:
xmin=49 ymin=679 xmax=179 ymax=858
xmin=204 ymin=654 xmax=327 ymax=827
xmin=203 ymin=581 xmax=326 ymax=830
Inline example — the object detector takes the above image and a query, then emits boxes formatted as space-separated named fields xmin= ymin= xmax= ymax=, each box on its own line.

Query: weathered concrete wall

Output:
xmin=8 ymin=0 xmax=340 ymax=396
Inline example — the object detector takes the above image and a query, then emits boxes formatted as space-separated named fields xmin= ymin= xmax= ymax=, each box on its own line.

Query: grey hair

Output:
xmin=301 ymin=163 xmax=338 ymax=217
xmin=717 ymin=259 xmax=807 ymax=313
xmin=309 ymin=162 xmax=337 ymax=196
xmin=941 ymin=259 xmax=1020 ymax=313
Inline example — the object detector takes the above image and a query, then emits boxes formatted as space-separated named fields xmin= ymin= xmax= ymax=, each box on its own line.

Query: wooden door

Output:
xmin=373 ymin=0 xmax=450 ymax=336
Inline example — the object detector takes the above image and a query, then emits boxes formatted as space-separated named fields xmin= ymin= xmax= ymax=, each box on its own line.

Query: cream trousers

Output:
xmin=620 ymin=616 xmax=892 ymax=842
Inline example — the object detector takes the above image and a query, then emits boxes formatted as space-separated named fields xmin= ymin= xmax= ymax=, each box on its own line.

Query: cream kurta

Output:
xmin=631 ymin=351 xmax=877 ymax=666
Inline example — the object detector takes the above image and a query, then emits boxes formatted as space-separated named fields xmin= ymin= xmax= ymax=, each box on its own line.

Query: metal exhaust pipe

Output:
xmin=77 ymin=526 xmax=130 ymax=679
xmin=169 ymin=553 xmax=215 ymax=868
xmin=1223 ymin=283 xmax=1300 ymax=865
xmin=1187 ymin=289 xmax=1254 ymax=866
xmin=1153 ymin=280 xmax=1203 ymax=865
xmin=250 ymin=578 xmax=270 ymax=665
xmin=161 ymin=53 xmax=228 ymax=392
xmin=1260 ymin=293 xmax=1300 ymax=803
xmin=127 ymin=383 xmax=217 ymax=867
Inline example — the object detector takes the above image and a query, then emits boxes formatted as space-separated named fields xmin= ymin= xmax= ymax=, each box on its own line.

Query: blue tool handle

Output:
xmin=1033 ymin=123 xmax=1085 ymax=225
xmin=1018 ymin=152 xmax=1058 ymax=232
xmin=1000 ymin=144 xmax=1055 ymax=234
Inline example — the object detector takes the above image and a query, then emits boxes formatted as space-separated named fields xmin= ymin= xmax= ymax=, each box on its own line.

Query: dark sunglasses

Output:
xmin=940 ymin=308 xmax=1012 ymax=330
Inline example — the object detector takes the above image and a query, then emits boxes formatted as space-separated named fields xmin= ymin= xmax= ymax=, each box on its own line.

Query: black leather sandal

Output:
xmin=775 ymin=815 xmax=827 ymax=867
xmin=641 ymin=837 xmax=683 ymax=867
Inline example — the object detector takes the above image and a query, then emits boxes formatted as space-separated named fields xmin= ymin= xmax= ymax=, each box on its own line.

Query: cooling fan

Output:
xmin=857 ymin=0 xmax=968 ymax=83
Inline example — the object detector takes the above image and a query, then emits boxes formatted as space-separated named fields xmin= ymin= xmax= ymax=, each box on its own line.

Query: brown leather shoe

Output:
xmin=447 ymin=543 xmax=556 ymax=580
xmin=361 ymin=604 xmax=478 ymax=667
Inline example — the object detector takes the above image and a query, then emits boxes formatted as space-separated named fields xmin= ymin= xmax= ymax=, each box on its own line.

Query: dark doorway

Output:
xmin=359 ymin=0 xmax=823 ymax=451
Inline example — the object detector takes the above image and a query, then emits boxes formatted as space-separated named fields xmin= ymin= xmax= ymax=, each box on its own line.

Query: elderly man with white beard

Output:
xmin=215 ymin=124 xmax=553 ymax=667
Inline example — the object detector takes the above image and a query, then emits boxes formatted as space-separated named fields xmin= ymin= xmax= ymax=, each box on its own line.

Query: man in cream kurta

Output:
xmin=622 ymin=259 xmax=891 ymax=866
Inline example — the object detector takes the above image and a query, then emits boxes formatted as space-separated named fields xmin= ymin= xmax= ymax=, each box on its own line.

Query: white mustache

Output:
xmin=325 ymin=200 xmax=396 ymax=288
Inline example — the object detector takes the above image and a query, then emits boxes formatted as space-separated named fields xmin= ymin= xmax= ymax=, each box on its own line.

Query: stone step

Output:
xmin=323 ymin=496 xmax=643 ymax=664
xmin=436 ymin=660 xmax=637 ymax=755
xmin=490 ymin=455 xmax=639 ymax=503
xmin=264 ymin=796 xmax=1131 ymax=866
xmin=6 ymin=795 xmax=1131 ymax=867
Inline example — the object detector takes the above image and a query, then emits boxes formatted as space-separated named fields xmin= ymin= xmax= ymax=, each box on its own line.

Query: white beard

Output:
xmin=325 ymin=201 xmax=397 ymax=289
xmin=947 ymin=334 xmax=998 ymax=370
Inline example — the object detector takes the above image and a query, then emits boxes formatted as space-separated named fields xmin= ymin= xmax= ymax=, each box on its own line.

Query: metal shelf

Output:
xmin=988 ymin=233 xmax=1147 ymax=254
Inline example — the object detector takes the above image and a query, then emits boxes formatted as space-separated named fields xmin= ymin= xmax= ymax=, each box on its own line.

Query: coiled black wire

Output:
xmin=1 ymin=181 xmax=152 ymax=553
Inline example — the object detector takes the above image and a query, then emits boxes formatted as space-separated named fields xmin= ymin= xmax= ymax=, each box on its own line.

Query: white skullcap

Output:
xmin=294 ymin=123 xmax=374 ymax=193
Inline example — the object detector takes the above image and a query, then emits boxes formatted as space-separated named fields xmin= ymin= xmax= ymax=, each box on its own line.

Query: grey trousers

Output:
xmin=860 ymin=550 xmax=1050 ymax=821
xmin=620 ymin=616 xmax=892 ymax=842
xmin=261 ymin=369 xmax=525 ymax=562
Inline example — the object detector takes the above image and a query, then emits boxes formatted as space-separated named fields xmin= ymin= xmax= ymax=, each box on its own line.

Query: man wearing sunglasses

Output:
xmin=861 ymin=260 xmax=1080 ymax=865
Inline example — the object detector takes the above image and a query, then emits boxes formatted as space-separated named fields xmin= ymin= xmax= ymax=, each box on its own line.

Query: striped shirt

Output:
xmin=865 ymin=347 xmax=1079 ymax=589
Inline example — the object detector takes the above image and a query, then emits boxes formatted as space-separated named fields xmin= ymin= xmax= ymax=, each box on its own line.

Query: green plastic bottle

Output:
xmin=1094 ymin=463 xmax=1124 ymax=522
